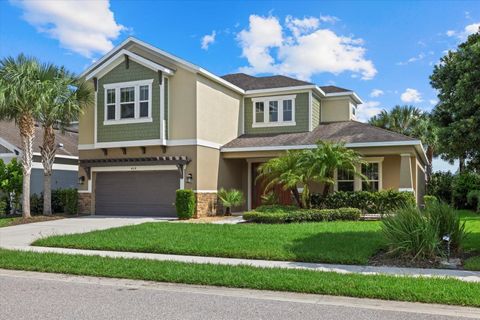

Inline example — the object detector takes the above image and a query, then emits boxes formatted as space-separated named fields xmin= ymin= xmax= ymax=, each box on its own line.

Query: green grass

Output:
xmin=459 ymin=210 xmax=480 ymax=270
xmin=0 ymin=249 xmax=479 ymax=307
xmin=32 ymin=210 xmax=480 ymax=267
xmin=34 ymin=221 xmax=384 ymax=265
xmin=0 ymin=217 xmax=15 ymax=228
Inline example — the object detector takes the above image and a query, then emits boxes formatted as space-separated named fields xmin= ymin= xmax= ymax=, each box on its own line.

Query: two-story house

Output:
xmin=77 ymin=37 xmax=427 ymax=217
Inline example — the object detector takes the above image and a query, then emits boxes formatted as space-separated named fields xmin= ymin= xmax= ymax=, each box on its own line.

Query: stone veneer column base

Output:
xmin=195 ymin=192 xmax=219 ymax=218
xmin=78 ymin=193 xmax=92 ymax=215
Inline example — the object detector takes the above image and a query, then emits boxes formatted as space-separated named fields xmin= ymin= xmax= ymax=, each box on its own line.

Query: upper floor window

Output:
xmin=252 ymin=95 xmax=296 ymax=128
xmin=103 ymin=79 xmax=153 ymax=125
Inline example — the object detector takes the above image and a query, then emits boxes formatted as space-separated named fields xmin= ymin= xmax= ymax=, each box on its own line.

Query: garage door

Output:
xmin=95 ymin=171 xmax=179 ymax=217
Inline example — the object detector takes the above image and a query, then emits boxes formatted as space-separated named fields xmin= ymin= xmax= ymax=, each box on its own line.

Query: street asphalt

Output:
xmin=0 ymin=269 xmax=478 ymax=320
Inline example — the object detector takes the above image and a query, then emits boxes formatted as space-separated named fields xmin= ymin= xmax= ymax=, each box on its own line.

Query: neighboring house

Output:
xmin=77 ymin=37 xmax=427 ymax=217
xmin=0 ymin=121 xmax=78 ymax=195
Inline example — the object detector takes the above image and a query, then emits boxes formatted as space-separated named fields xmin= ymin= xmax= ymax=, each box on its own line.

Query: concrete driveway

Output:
xmin=0 ymin=216 xmax=170 ymax=249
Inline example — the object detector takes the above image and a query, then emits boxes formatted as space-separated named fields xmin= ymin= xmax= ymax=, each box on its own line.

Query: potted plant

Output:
xmin=218 ymin=188 xmax=244 ymax=216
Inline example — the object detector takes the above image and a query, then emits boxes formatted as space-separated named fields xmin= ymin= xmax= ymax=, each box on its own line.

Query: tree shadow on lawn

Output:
xmin=285 ymin=231 xmax=386 ymax=265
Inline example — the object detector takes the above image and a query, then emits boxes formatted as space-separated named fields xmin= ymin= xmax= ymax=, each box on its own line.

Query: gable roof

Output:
xmin=0 ymin=121 xmax=78 ymax=157
xmin=318 ymin=85 xmax=352 ymax=94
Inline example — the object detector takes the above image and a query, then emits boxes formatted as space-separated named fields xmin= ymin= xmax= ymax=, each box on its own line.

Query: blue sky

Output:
xmin=1 ymin=0 xmax=479 ymax=171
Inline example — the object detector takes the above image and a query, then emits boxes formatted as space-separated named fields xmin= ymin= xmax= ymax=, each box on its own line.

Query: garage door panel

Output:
xmin=95 ymin=171 xmax=179 ymax=217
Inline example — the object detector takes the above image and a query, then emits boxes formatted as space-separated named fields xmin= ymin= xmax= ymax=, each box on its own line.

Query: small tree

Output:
xmin=304 ymin=141 xmax=366 ymax=197
xmin=0 ymin=159 xmax=23 ymax=214
xmin=257 ymin=151 xmax=306 ymax=207
xmin=218 ymin=188 xmax=244 ymax=215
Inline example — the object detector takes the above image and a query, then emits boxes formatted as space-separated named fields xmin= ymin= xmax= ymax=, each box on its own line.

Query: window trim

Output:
xmin=335 ymin=168 xmax=355 ymax=192
xmin=334 ymin=157 xmax=383 ymax=192
xmin=103 ymin=79 xmax=154 ymax=125
xmin=252 ymin=95 xmax=296 ymax=128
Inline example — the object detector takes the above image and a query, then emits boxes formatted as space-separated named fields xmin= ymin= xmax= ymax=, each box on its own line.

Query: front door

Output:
xmin=251 ymin=163 xmax=293 ymax=209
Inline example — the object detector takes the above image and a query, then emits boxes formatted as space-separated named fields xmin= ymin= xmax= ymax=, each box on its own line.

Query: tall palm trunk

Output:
xmin=459 ymin=155 xmax=466 ymax=173
xmin=19 ymin=113 xmax=35 ymax=219
xmin=41 ymin=125 xmax=56 ymax=215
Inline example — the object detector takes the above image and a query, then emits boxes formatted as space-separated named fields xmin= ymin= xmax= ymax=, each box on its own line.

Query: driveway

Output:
xmin=0 ymin=216 xmax=170 ymax=249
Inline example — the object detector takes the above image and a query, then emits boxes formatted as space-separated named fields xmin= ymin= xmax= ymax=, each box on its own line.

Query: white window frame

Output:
xmin=103 ymin=79 xmax=154 ymax=125
xmin=252 ymin=95 xmax=296 ymax=128
xmin=334 ymin=157 xmax=383 ymax=192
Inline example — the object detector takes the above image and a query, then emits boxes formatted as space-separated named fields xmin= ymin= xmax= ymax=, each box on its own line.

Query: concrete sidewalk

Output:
xmin=1 ymin=216 xmax=480 ymax=282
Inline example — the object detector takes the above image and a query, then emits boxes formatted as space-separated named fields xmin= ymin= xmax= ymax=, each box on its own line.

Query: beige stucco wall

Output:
xmin=78 ymin=145 xmax=198 ymax=190
xmin=196 ymin=75 xmax=242 ymax=144
xmin=321 ymin=98 xmax=353 ymax=122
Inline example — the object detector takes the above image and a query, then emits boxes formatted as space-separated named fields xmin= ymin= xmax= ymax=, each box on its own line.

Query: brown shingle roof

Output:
xmin=222 ymin=121 xmax=416 ymax=149
xmin=221 ymin=73 xmax=352 ymax=93
xmin=0 ymin=121 xmax=78 ymax=157
xmin=221 ymin=73 xmax=312 ymax=90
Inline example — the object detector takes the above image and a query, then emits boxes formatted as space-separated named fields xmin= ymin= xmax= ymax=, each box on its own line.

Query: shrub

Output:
xmin=311 ymin=190 xmax=415 ymax=215
xmin=423 ymin=195 xmax=438 ymax=208
xmin=452 ymin=172 xmax=480 ymax=209
xmin=175 ymin=189 xmax=195 ymax=219
xmin=243 ymin=207 xmax=361 ymax=224
xmin=467 ymin=190 xmax=480 ymax=212
xmin=427 ymin=171 xmax=454 ymax=203
xmin=0 ymin=199 xmax=6 ymax=216
xmin=30 ymin=188 xmax=78 ymax=215
xmin=425 ymin=201 xmax=466 ymax=253
xmin=218 ymin=188 xmax=244 ymax=215
xmin=382 ymin=206 xmax=440 ymax=261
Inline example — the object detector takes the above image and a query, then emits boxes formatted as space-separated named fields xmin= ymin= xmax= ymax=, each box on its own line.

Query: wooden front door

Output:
xmin=251 ymin=163 xmax=293 ymax=209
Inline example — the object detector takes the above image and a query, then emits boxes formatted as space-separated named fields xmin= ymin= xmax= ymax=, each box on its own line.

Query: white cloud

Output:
xmin=401 ymin=88 xmax=423 ymax=103
xmin=446 ymin=22 xmax=480 ymax=40
xmin=429 ymin=99 xmax=438 ymax=106
xmin=285 ymin=16 xmax=319 ymax=38
xmin=319 ymin=15 xmax=340 ymax=24
xmin=370 ymin=89 xmax=384 ymax=97
xmin=356 ymin=101 xmax=382 ymax=122
xmin=397 ymin=52 xmax=425 ymax=65
xmin=237 ymin=14 xmax=377 ymax=81
xmin=14 ymin=0 xmax=126 ymax=58
xmin=201 ymin=31 xmax=216 ymax=50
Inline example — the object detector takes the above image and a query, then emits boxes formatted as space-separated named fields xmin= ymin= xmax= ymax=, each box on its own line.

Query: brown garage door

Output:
xmin=95 ymin=171 xmax=179 ymax=217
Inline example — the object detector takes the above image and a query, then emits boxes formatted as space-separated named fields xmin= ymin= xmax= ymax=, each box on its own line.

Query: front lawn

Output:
xmin=32 ymin=210 xmax=480 ymax=267
xmin=0 ymin=249 xmax=479 ymax=307
xmin=34 ymin=220 xmax=384 ymax=265
xmin=460 ymin=210 xmax=480 ymax=270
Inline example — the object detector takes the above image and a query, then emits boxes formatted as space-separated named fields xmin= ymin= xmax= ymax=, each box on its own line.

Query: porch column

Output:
xmin=399 ymin=153 xmax=414 ymax=192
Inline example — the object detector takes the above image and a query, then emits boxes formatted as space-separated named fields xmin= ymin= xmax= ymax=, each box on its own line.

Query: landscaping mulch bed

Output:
xmin=1 ymin=214 xmax=88 ymax=227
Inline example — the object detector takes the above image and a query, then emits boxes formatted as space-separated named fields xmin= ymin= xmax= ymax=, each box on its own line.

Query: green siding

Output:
xmin=244 ymin=92 xmax=310 ymax=134
xmin=312 ymin=95 xmax=320 ymax=128
xmin=97 ymin=60 xmax=161 ymax=142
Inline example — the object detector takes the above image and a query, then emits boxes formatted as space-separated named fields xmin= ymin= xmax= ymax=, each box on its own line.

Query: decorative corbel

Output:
xmin=101 ymin=148 xmax=108 ymax=156
xmin=176 ymin=164 xmax=184 ymax=179
xmin=93 ymin=77 xmax=98 ymax=92
xmin=158 ymin=70 xmax=163 ymax=85
xmin=121 ymin=147 xmax=127 ymax=155
xmin=125 ymin=54 xmax=130 ymax=69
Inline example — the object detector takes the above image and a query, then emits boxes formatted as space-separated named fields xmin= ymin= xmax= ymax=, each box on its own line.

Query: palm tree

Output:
xmin=303 ymin=141 xmax=366 ymax=197
xmin=257 ymin=151 xmax=306 ymax=208
xmin=37 ymin=65 xmax=92 ymax=215
xmin=369 ymin=105 xmax=438 ymax=181
xmin=369 ymin=105 xmax=424 ymax=136
xmin=0 ymin=55 xmax=43 ymax=218
xmin=218 ymin=188 xmax=244 ymax=215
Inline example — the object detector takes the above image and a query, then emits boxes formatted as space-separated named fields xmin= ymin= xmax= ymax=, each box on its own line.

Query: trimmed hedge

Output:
xmin=30 ymin=188 xmax=78 ymax=215
xmin=175 ymin=189 xmax=195 ymax=219
xmin=311 ymin=190 xmax=416 ymax=215
xmin=243 ymin=206 xmax=361 ymax=224
xmin=423 ymin=195 xmax=438 ymax=208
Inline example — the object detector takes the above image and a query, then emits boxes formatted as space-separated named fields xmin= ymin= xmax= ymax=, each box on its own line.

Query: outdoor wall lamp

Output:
xmin=186 ymin=173 xmax=193 ymax=184
xmin=78 ymin=176 xmax=85 ymax=184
